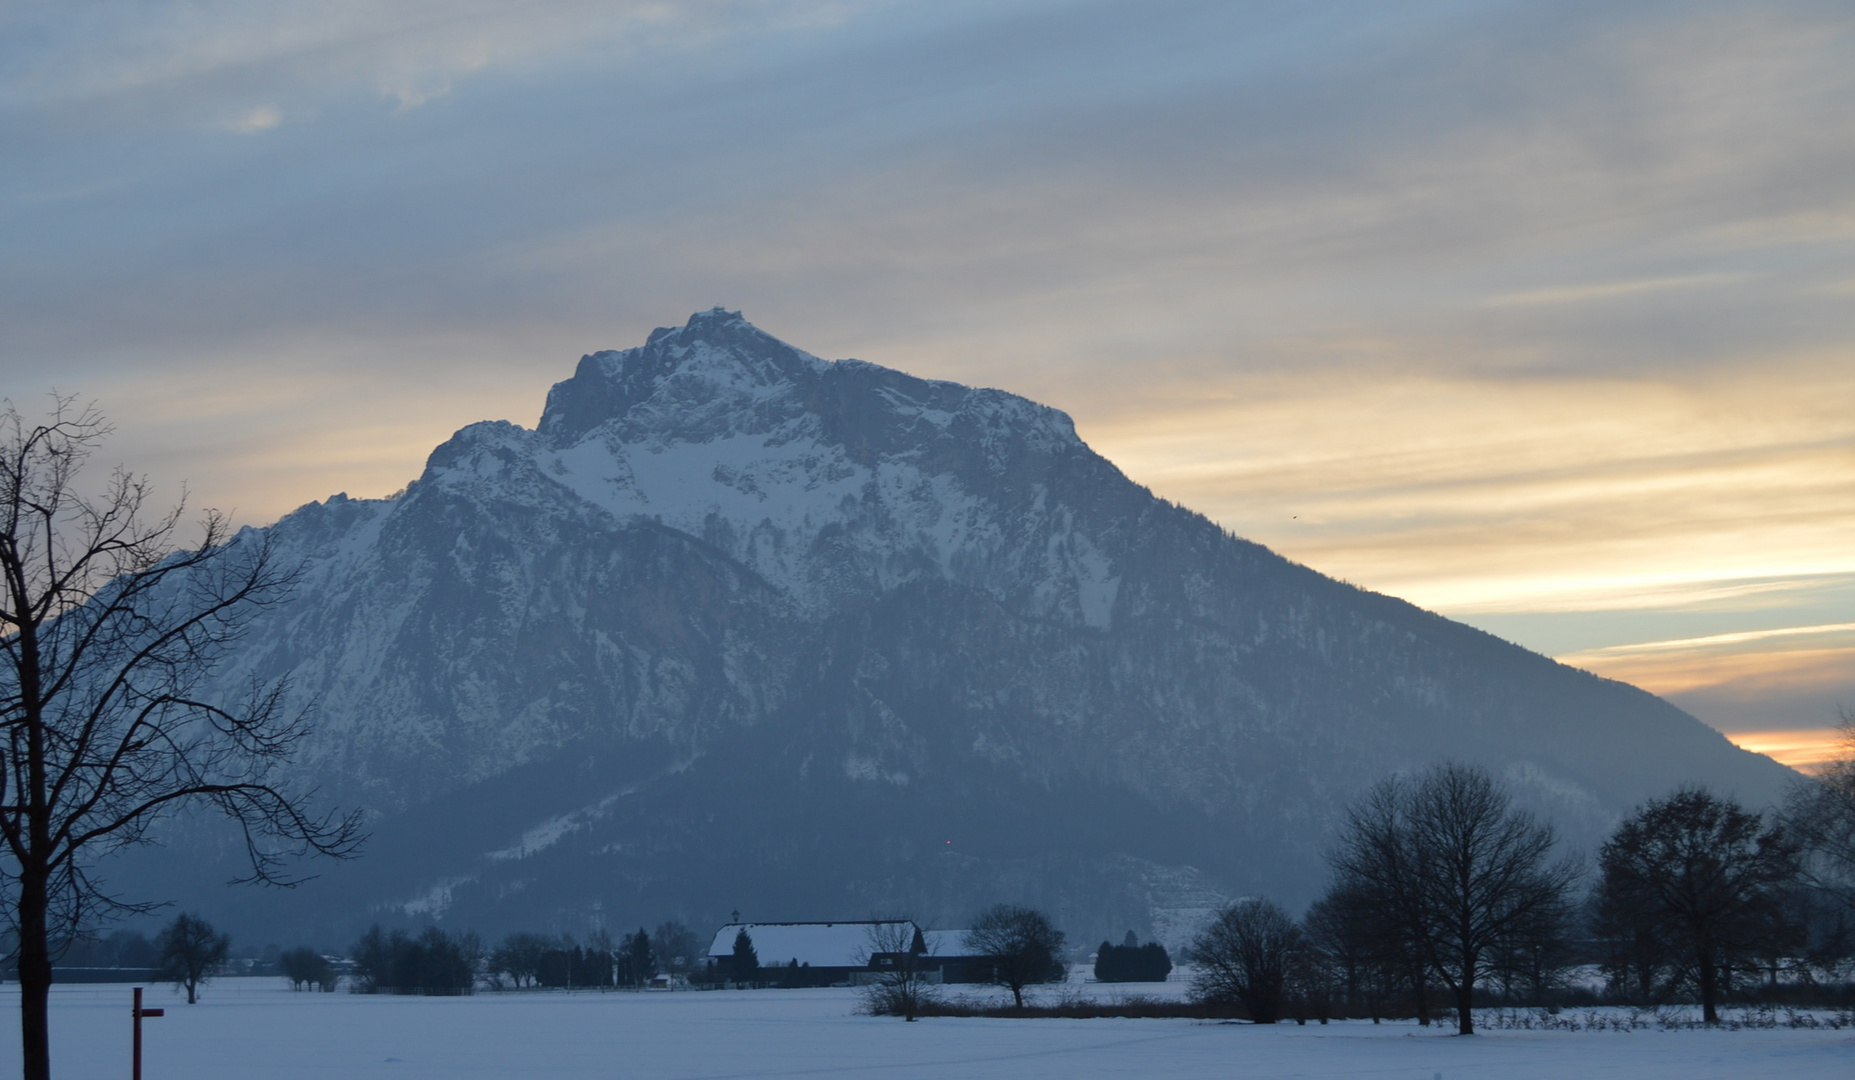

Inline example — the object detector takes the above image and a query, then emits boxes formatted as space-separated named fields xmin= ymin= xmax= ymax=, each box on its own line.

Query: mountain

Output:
xmin=129 ymin=308 xmax=1792 ymax=950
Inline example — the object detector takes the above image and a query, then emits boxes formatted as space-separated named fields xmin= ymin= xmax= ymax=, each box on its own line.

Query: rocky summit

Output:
xmin=136 ymin=309 xmax=1790 ymax=948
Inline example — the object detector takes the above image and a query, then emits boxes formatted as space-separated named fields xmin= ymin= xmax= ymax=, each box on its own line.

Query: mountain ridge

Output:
xmin=130 ymin=308 xmax=1790 ymax=948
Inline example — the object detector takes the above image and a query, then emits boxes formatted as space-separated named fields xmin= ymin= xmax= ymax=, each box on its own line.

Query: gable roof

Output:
xmin=705 ymin=921 xmax=918 ymax=968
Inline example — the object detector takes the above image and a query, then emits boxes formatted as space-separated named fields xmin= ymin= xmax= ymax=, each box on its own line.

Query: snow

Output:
xmin=10 ymin=978 xmax=1851 ymax=1080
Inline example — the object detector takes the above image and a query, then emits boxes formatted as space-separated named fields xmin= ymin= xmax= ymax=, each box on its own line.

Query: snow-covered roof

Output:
xmin=705 ymin=921 xmax=918 ymax=968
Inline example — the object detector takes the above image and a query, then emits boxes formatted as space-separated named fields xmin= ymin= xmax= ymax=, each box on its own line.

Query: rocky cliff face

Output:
xmin=138 ymin=308 xmax=1791 ymax=949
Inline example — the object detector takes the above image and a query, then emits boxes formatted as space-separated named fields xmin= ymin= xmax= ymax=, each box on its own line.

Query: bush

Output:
xmin=1094 ymin=938 xmax=1172 ymax=983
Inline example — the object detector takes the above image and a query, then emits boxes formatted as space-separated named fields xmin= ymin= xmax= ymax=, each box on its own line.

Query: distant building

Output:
xmin=704 ymin=921 xmax=992 ymax=986
xmin=918 ymin=929 xmax=992 ymax=985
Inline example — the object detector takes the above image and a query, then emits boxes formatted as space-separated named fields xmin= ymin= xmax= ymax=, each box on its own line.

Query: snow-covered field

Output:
xmin=6 ymin=978 xmax=1852 ymax=1079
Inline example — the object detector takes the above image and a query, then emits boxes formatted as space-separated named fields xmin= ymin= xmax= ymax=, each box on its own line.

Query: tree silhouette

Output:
xmin=157 ymin=912 xmax=229 ymax=1004
xmin=1598 ymin=786 xmax=1800 ymax=1022
xmin=0 ymin=400 xmax=362 ymax=1079
xmin=1327 ymin=762 xmax=1577 ymax=1034
xmin=965 ymin=905 xmax=1066 ymax=1009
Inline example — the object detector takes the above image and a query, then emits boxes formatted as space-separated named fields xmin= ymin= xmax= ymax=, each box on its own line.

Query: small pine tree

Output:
xmin=731 ymin=929 xmax=758 ymax=985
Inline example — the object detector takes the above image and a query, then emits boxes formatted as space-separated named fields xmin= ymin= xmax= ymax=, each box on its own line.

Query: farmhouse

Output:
xmin=705 ymin=921 xmax=992 ymax=986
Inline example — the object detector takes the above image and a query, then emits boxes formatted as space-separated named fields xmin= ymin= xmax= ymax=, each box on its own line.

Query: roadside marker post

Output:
xmin=132 ymin=986 xmax=164 ymax=1080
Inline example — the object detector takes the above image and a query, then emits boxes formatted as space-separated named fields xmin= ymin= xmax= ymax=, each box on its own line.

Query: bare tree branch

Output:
xmin=0 ymin=397 xmax=363 ymax=1080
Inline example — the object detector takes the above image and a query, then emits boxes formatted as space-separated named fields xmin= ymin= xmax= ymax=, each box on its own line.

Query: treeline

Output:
xmin=341 ymin=921 xmax=707 ymax=995
xmin=1185 ymin=760 xmax=1855 ymax=1032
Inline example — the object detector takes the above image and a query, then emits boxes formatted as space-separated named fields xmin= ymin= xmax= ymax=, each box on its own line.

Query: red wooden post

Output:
xmin=132 ymin=987 xmax=164 ymax=1080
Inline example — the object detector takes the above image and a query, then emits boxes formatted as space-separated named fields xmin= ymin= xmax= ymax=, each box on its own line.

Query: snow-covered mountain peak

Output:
xmin=148 ymin=311 xmax=1793 ymax=944
xmin=536 ymin=309 xmax=1085 ymax=462
xmin=539 ymin=309 xmax=829 ymax=446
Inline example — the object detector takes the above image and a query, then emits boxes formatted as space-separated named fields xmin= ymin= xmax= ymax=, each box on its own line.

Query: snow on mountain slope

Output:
xmin=138 ymin=309 xmax=1793 ymax=945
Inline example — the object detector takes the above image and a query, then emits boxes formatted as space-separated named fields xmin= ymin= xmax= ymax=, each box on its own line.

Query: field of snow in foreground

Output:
xmin=6 ymin=979 xmax=1853 ymax=1080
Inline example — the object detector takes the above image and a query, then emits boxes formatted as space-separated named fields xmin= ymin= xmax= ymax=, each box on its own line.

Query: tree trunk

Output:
xmin=17 ymin=867 xmax=52 ymax=1080
xmin=1409 ymin=962 xmax=1430 ymax=1026
xmin=1698 ymin=948 xmax=1719 ymax=1025
xmin=1456 ymin=947 xmax=1476 ymax=1035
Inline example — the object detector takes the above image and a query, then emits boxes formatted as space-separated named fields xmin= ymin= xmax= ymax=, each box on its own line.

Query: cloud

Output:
xmin=223 ymin=104 xmax=282 ymax=133
xmin=0 ymin=1 xmax=884 ymax=119
xmin=3 ymin=0 xmax=1854 ymax=743
xmin=1563 ymin=622 xmax=1855 ymax=660
xmin=1485 ymin=273 xmax=1748 ymax=308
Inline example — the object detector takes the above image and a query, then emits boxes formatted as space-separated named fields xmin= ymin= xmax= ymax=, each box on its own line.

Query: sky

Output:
xmin=3 ymin=0 xmax=1851 ymax=768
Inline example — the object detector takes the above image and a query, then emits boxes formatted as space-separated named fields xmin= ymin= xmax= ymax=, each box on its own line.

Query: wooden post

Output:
xmin=132 ymin=987 xmax=164 ymax=1080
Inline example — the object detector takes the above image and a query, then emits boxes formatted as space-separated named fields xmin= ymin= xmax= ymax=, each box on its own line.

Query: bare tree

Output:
xmin=1304 ymin=884 xmax=1402 ymax=1020
xmin=651 ymin=920 xmax=702 ymax=975
xmin=1598 ymin=786 xmax=1801 ymax=1023
xmin=857 ymin=920 xmax=935 ymax=1021
xmin=1188 ymin=897 xmax=1307 ymax=1023
xmin=1328 ymin=762 xmax=1577 ymax=1034
xmin=965 ymin=905 xmax=1066 ymax=1009
xmin=1785 ymin=708 xmax=1855 ymax=909
xmin=0 ymin=399 xmax=363 ymax=1080
xmin=1323 ymin=777 xmax=1438 ymax=1024
xmin=489 ymin=931 xmax=552 ymax=989
xmin=156 ymin=912 xmax=228 ymax=1004
xmin=278 ymin=945 xmax=335 ymax=991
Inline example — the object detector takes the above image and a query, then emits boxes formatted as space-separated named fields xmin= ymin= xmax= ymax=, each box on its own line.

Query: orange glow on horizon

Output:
xmin=1726 ymin=729 xmax=1848 ymax=774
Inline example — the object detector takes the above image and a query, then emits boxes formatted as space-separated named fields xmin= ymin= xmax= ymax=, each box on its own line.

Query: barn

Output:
xmin=705 ymin=921 xmax=992 ymax=986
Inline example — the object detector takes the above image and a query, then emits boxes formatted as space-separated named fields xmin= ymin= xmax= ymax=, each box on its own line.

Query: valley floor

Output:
xmin=4 ymin=978 xmax=1852 ymax=1079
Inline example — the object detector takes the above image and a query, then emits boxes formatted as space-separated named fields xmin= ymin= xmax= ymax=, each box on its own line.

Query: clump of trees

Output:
xmin=157 ymin=913 xmax=230 ymax=1005
xmin=279 ymin=946 xmax=336 ymax=991
xmin=966 ymin=904 xmax=1067 ymax=1009
xmin=537 ymin=937 xmax=616 ymax=989
xmin=488 ymin=931 xmax=552 ymax=989
xmin=616 ymin=927 xmax=655 ymax=987
xmin=1184 ymin=758 xmax=1854 ymax=1030
xmin=1094 ymin=931 xmax=1171 ymax=983
xmin=1316 ymin=762 xmax=1579 ymax=1034
xmin=480 ymin=920 xmax=702 ymax=991
xmin=351 ymin=926 xmax=481 ymax=995
xmin=1596 ymin=787 xmax=1805 ymax=1020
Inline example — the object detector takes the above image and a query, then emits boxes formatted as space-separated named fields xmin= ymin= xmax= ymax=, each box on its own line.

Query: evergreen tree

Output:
xmin=625 ymin=928 xmax=654 ymax=986
xmin=731 ymin=928 xmax=759 ymax=984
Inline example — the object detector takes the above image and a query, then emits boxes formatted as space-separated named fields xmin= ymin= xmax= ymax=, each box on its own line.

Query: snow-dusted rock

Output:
xmin=136 ymin=309 xmax=1791 ymax=944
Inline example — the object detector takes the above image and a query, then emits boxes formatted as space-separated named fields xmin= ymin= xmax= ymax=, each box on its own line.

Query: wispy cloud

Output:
xmin=223 ymin=104 xmax=282 ymax=133
xmin=1486 ymin=273 xmax=1746 ymax=307
xmin=3 ymin=0 xmax=1854 ymax=749
xmin=1565 ymin=622 xmax=1855 ymax=659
